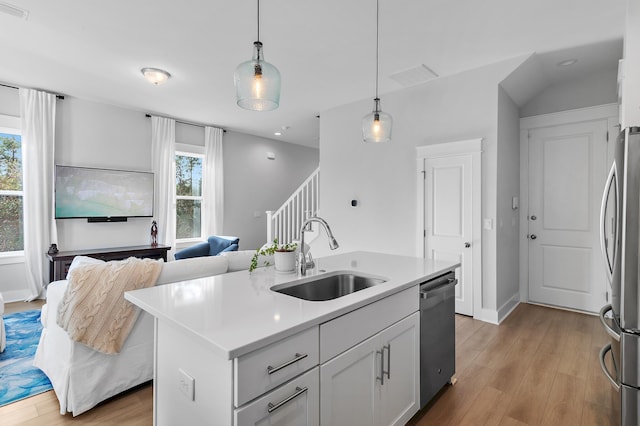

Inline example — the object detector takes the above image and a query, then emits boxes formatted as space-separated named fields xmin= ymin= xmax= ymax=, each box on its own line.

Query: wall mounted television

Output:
xmin=55 ymin=165 xmax=154 ymax=222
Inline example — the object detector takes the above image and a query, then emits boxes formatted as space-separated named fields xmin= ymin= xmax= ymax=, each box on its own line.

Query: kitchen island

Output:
xmin=125 ymin=251 xmax=459 ymax=426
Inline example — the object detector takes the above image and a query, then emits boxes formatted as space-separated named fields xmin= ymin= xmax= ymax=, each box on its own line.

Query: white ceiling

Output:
xmin=0 ymin=0 xmax=626 ymax=147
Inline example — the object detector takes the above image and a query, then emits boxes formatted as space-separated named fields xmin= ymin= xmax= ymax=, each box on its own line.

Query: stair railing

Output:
xmin=266 ymin=167 xmax=320 ymax=244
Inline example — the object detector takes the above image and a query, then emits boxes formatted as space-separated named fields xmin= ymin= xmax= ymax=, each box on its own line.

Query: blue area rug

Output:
xmin=0 ymin=309 xmax=52 ymax=406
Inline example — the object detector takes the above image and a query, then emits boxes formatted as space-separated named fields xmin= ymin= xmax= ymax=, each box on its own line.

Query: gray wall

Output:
xmin=0 ymin=92 xmax=318 ymax=300
xmin=496 ymin=86 xmax=521 ymax=310
xmin=55 ymin=97 xmax=153 ymax=252
xmin=223 ymin=132 xmax=319 ymax=250
xmin=173 ymin=125 xmax=319 ymax=250
xmin=520 ymin=66 xmax=618 ymax=117
xmin=317 ymin=55 xmax=526 ymax=321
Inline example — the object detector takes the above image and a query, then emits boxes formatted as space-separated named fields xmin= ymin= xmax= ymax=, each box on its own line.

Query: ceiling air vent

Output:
xmin=0 ymin=2 xmax=29 ymax=19
xmin=389 ymin=64 xmax=438 ymax=88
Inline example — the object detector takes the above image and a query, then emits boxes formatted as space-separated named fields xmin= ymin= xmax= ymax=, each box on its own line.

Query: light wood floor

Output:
xmin=1 ymin=302 xmax=619 ymax=425
xmin=408 ymin=303 xmax=620 ymax=426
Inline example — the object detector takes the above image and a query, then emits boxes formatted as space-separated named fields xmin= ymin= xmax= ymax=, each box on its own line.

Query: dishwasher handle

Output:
xmin=420 ymin=278 xmax=457 ymax=299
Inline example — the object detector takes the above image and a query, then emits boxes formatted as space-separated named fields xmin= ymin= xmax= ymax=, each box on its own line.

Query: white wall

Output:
xmin=496 ymin=86 xmax=521 ymax=314
xmin=0 ymin=93 xmax=318 ymax=300
xmin=520 ymin=66 xmax=618 ymax=117
xmin=318 ymin=56 xmax=526 ymax=319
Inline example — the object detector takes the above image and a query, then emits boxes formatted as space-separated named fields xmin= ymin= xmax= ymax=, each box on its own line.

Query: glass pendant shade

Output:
xmin=363 ymin=98 xmax=392 ymax=143
xmin=235 ymin=41 xmax=281 ymax=111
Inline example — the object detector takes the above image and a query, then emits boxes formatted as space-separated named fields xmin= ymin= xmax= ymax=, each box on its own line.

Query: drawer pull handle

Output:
xmin=267 ymin=353 xmax=308 ymax=375
xmin=267 ymin=386 xmax=308 ymax=413
xmin=384 ymin=344 xmax=391 ymax=380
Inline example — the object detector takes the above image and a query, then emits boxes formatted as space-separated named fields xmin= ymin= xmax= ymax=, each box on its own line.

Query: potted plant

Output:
xmin=249 ymin=239 xmax=298 ymax=273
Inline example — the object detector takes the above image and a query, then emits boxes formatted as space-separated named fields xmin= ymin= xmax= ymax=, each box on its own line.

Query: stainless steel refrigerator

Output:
xmin=599 ymin=126 xmax=640 ymax=425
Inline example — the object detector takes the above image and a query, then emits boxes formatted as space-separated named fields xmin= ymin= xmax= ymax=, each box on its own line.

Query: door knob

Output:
xmin=530 ymin=234 xmax=537 ymax=240
xmin=530 ymin=215 xmax=537 ymax=221
xmin=464 ymin=242 xmax=471 ymax=248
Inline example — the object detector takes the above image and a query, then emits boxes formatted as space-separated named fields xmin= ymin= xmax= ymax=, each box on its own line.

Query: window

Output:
xmin=0 ymin=125 xmax=23 ymax=253
xmin=175 ymin=151 xmax=203 ymax=241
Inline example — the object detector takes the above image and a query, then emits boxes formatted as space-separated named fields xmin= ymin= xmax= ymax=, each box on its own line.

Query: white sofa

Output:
xmin=34 ymin=250 xmax=272 ymax=416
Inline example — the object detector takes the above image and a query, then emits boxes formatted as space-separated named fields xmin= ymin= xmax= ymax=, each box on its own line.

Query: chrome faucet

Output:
xmin=298 ymin=216 xmax=339 ymax=276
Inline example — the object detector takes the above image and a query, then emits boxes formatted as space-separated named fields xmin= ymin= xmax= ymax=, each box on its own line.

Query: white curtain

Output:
xmin=151 ymin=116 xmax=176 ymax=260
xmin=20 ymin=88 xmax=58 ymax=300
xmin=203 ymin=126 xmax=224 ymax=236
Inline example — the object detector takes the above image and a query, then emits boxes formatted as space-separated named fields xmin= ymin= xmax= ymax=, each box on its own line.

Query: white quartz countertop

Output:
xmin=125 ymin=251 xmax=458 ymax=359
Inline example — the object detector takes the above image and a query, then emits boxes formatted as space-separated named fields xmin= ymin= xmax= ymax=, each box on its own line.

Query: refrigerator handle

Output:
xmin=599 ymin=304 xmax=620 ymax=342
xmin=599 ymin=343 xmax=620 ymax=391
xmin=599 ymin=162 xmax=617 ymax=284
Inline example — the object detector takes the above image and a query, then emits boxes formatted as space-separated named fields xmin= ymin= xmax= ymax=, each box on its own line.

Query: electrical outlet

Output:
xmin=178 ymin=368 xmax=195 ymax=401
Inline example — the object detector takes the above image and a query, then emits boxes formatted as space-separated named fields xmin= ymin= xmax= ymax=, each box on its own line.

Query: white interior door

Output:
xmin=528 ymin=120 xmax=608 ymax=313
xmin=424 ymin=155 xmax=474 ymax=316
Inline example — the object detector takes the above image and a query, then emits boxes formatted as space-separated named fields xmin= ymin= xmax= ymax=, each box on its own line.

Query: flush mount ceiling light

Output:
xmin=234 ymin=0 xmax=281 ymax=111
xmin=557 ymin=59 xmax=578 ymax=67
xmin=141 ymin=68 xmax=171 ymax=85
xmin=362 ymin=0 xmax=392 ymax=143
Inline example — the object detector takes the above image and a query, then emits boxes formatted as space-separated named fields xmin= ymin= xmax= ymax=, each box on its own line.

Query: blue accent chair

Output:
xmin=174 ymin=236 xmax=240 ymax=260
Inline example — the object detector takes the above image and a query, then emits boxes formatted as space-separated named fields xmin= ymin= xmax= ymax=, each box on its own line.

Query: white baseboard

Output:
xmin=474 ymin=308 xmax=499 ymax=325
xmin=473 ymin=294 xmax=520 ymax=325
xmin=1 ymin=289 xmax=32 ymax=303
xmin=497 ymin=294 xmax=520 ymax=324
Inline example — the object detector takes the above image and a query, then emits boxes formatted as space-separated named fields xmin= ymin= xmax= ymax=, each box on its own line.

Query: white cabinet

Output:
xmin=234 ymin=327 xmax=319 ymax=407
xmin=234 ymin=367 xmax=319 ymax=426
xmin=151 ymin=285 xmax=421 ymax=426
xmin=320 ymin=313 xmax=420 ymax=426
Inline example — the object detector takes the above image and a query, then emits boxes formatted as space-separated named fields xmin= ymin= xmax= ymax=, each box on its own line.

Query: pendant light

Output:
xmin=362 ymin=0 xmax=392 ymax=143
xmin=234 ymin=0 xmax=281 ymax=111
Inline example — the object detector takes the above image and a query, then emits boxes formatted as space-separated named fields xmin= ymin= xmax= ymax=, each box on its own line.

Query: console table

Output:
xmin=47 ymin=245 xmax=171 ymax=283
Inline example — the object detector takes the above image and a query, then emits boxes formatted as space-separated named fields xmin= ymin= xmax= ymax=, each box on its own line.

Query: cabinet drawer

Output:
xmin=234 ymin=326 xmax=319 ymax=407
xmin=319 ymin=286 xmax=418 ymax=363
xmin=234 ymin=367 xmax=319 ymax=426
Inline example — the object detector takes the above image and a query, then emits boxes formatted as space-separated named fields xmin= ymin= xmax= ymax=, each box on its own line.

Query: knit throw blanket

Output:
xmin=56 ymin=257 xmax=162 ymax=354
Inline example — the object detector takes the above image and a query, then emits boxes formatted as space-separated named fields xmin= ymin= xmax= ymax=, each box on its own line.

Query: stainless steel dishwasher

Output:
xmin=419 ymin=270 xmax=456 ymax=407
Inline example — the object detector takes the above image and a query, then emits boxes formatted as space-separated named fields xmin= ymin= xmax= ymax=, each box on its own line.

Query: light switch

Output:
xmin=512 ymin=196 xmax=519 ymax=210
xmin=483 ymin=218 xmax=493 ymax=230
xmin=178 ymin=368 xmax=195 ymax=401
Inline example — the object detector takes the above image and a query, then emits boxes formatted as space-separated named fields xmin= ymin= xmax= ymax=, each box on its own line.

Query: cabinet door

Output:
xmin=320 ymin=333 xmax=380 ymax=426
xmin=377 ymin=313 xmax=420 ymax=426
xmin=234 ymin=367 xmax=319 ymax=426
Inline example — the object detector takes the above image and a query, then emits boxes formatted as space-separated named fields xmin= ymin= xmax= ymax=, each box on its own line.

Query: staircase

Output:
xmin=266 ymin=167 xmax=320 ymax=244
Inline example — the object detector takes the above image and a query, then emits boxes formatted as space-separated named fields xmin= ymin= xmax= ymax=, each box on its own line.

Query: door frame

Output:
xmin=519 ymin=103 xmax=619 ymax=306
xmin=416 ymin=138 xmax=482 ymax=318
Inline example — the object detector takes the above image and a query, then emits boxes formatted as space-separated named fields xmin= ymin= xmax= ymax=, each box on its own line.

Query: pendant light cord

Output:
xmin=257 ymin=0 xmax=260 ymax=42
xmin=375 ymin=0 xmax=379 ymax=99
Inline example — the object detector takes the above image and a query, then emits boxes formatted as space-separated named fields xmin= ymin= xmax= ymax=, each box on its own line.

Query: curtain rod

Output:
xmin=0 ymin=82 xmax=65 ymax=100
xmin=145 ymin=113 xmax=226 ymax=132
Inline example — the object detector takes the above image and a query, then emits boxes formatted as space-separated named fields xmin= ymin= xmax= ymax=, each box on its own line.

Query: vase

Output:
xmin=274 ymin=251 xmax=296 ymax=272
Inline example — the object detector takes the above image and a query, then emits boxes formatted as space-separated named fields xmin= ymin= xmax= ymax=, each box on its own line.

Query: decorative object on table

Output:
xmin=362 ymin=0 xmax=392 ymax=143
xmin=0 ymin=310 xmax=52 ymax=407
xmin=150 ymin=221 xmax=158 ymax=247
xmin=47 ymin=244 xmax=58 ymax=255
xmin=249 ymin=239 xmax=298 ymax=273
xmin=234 ymin=0 xmax=281 ymax=111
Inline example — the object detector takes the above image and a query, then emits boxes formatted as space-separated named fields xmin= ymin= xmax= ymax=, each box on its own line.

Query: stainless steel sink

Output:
xmin=271 ymin=271 xmax=387 ymax=301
